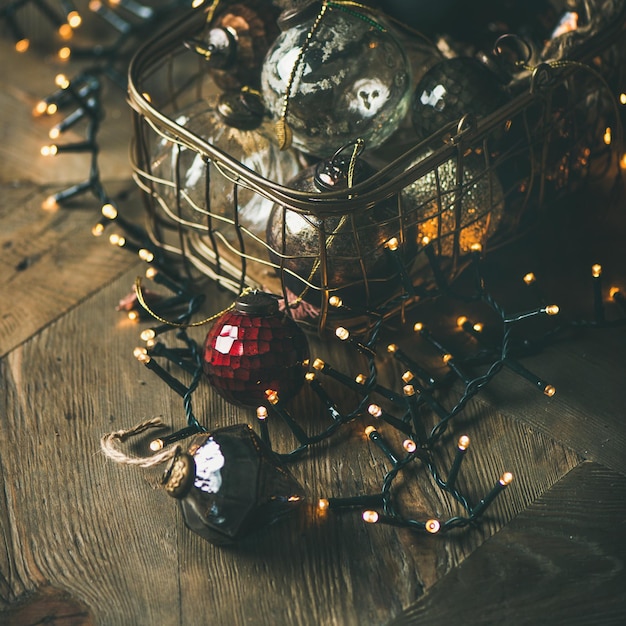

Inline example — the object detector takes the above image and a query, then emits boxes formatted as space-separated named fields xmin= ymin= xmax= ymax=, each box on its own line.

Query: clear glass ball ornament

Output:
xmin=402 ymin=153 xmax=505 ymax=257
xmin=149 ymin=92 xmax=302 ymax=240
xmin=260 ymin=2 xmax=412 ymax=157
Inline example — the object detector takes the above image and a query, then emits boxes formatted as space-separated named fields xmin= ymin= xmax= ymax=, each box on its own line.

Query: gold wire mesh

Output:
xmin=128 ymin=5 xmax=625 ymax=333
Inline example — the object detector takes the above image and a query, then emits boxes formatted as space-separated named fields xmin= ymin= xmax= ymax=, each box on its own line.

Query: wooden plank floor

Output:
xmin=1 ymin=16 xmax=626 ymax=626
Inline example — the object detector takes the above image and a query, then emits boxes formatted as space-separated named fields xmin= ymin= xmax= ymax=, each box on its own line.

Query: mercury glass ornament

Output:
xmin=163 ymin=425 xmax=305 ymax=545
xmin=184 ymin=0 xmax=281 ymax=90
xmin=203 ymin=290 xmax=309 ymax=407
xmin=266 ymin=146 xmax=410 ymax=310
xmin=402 ymin=153 xmax=505 ymax=257
xmin=412 ymin=57 xmax=510 ymax=142
xmin=150 ymin=91 xmax=302 ymax=240
xmin=261 ymin=2 xmax=412 ymax=157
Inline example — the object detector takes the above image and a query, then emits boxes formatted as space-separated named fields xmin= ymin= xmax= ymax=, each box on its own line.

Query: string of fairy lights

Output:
xmin=114 ymin=242 xmax=626 ymax=534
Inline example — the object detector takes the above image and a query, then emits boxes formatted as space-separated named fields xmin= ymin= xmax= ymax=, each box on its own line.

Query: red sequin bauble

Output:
xmin=202 ymin=291 xmax=309 ymax=407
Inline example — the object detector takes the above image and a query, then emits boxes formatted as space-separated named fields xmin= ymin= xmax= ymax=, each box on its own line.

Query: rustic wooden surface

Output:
xmin=1 ymin=14 xmax=626 ymax=626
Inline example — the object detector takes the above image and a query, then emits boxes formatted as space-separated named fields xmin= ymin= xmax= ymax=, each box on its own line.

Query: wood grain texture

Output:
xmin=389 ymin=461 xmax=626 ymax=626
xmin=0 ymin=266 xmax=583 ymax=626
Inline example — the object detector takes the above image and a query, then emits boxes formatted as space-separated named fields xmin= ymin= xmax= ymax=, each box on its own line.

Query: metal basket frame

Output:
xmin=128 ymin=4 xmax=625 ymax=333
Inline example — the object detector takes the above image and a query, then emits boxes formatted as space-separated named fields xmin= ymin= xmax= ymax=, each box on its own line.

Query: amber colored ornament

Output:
xmin=202 ymin=290 xmax=309 ymax=407
xmin=186 ymin=0 xmax=281 ymax=90
xmin=163 ymin=425 xmax=305 ymax=545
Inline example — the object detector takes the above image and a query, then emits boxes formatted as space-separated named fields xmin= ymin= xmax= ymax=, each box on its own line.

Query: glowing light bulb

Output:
xmin=58 ymin=24 xmax=73 ymax=40
xmin=329 ymin=295 xmax=342 ymax=307
xmin=362 ymin=510 xmax=379 ymax=524
xmin=413 ymin=322 xmax=423 ymax=332
xmin=49 ymin=127 xmax=60 ymax=140
xmin=305 ymin=372 xmax=315 ymax=382
xmin=191 ymin=0 xmax=205 ymax=8
xmin=425 ymin=519 xmax=440 ymax=534
xmin=472 ymin=322 xmax=483 ymax=332
xmin=33 ymin=101 xmax=48 ymax=116
xmin=458 ymin=435 xmax=470 ymax=450
xmin=544 ymin=385 xmax=556 ymax=397
xmin=456 ymin=316 xmax=468 ymax=328
xmin=470 ymin=242 xmax=482 ymax=253
xmin=138 ymin=249 xmax=154 ymax=263
xmin=610 ymin=286 xmax=621 ymax=298
xmin=133 ymin=347 xmax=147 ymax=359
xmin=58 ymin=47 xmax=71 ymax=61
xmin=318 ymin=498 xmax=329 ymax=511
xmin=127 ymin=311 xmax=139 ymax=321
xmin=55 ymin=74 xmax=70 ymax=89
xmin=46 ymin=103 xmax=58 ymax=115
xmin=355 ymin=373 xmax=367 ymax=384
xmin=421 ymin=236 xmax=431 ymax=245
xmin=150 ymin=439 xmax=164 ymax=451
xmin=386 ymin=343 xmax=398 ymax=353
xmin=591 ymin=264 xmax=602 ymax=278
xmin=256 ymin=406 xmax=268 ymax=420
xmin=544 ymin=304 xmax=559 ymax=316
xmin=312 ymin=358 xmax=325 ymax=371
xmin=68 ymin=11 xmax=82 ymax=28
xmin=102 ymin=203 xmax=118 ymax=219
xmin=140 ymin=329 xmax=156 ymax=342
xmin=335 ymin=327 xmax=350 ymax=341
xmin=368 ymin=404 xmax=382 ymax=418
xmin=109 ymin=233 xmax=125 ymax=247
xmin=403 ymin=439 xmax=417 ymax=453
xmin=385 ymin=237 xmax=399 ymax=251
xmin=442 ymin=353 xmax=453 ymax=364
xmin=364 ymin=426 xmax=376 ymax=436
xmin=40 ymin=145 xmax=58 ymax=157
xmin=603 ymin=127 xmax=612 ymax=145
xmin=15 ymin=39 xmax=29 ymax=53
xmin=620 ymin=93 xmax=626 ymax=105
xmin=401 ymin=371 xmax=414 ymax=383
xmin=621 ymin=154 xmax=626 ymax=170
xmin=265 ymin=389 xmax=279 ymax=404
xmin=499 ymin=472 xmax=514 ymax=486
xmin=91 ymin=223 xmax=104 ymax=237
xmin=523 ymin=272 xmax=536 ymax=285
xmin=42 ymin=195 xmax=59 ymax=211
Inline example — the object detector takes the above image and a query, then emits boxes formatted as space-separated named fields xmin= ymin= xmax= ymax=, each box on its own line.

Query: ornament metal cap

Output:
xmin=234 ymin=290 xmax=280 ymax=315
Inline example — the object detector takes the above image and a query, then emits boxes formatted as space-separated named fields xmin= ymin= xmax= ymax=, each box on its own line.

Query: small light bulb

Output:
xmin=55 ymin=74 xmax=70 ymax=89
xmin=329 ymin=295 xmax=342 ymax=308
xmin=101 ymin=203 xmax=118 ymax=219
xmin=265 ymin=389 xmax=279 ymax=404
xmin=318 ymin=498 xmax=329 ymax=511
xmin=386 ymin=343 xmax=398 ymax=353
xmin=15 ymin=38 xmax=29 ymax=53
xmin=523 ymin=272 xmax=536 ymax=285
xmin=401 ymin=371 xmax=414 ymax=383
xmin=620 ymin=93 xmax=626 ymax=105
xmin=544 ymin=385 xmax=556 ymax=397
xmin=621 ymin=154 xmax=626 ymax=170
xmin=385 ymin=237 xmax=399 ymax=251
xmin=133 ymin=347 xmax=147 ymax=359
xmin=91 ymin=223 xmax=104 ymax=237
xmin=335 ymin=327 xmax=350 ymax=341
xmin=609 ymin=286 xmax=621 ymax=298
xmin=354 ymin=373 xmax=366 ymax=384
xmin=368 ymin=404 xmax=382 ymax=418
xmin=364 ymin=426 xmax=376 ymax=436
xmin=402 ymin=384 xmax=415 ymax=397
xmin=472 ymin=322 xmax=483 ymax=332
xmin=305 ymin=372 xmax=315 ymax=382
xmin=40 ymin=145 xmax=58 ymax=156
xmin=49 ymin=127 xmax=60 ymax=140
xmin=138 ymin=249 xmax=154 ymax=263
xmin=33 ymin=101 xmax=48 ymax=116
xmin=89 ymin=0 xmax=103 ymax=11
xmin=591 ymin=264 xmax=602 ymax=278
xmin=544 ymin=304 xmax=559 ymax=316
xmin=127 ymin=311 xmax=139 ymax=322
xmin=109 ymin=233 xmax=124 ymax=246
xmin=603 ymin=127 xmax=612 ymax=145
xmin=46 ymin=103 xmax=58 ymax=115
xmin=413 ymin=322 xmax=423 ymax=332
xmin=403 ymin=439 xmax=417 ymax=453
xmin=140 ymin=329 xmax=156 ymax=342
xmin=470 ymin=242 xmax=482 ymax=252
xmin=458 ymin=435 xmax=470 ymax=451
xmin=421 ymin=236 xmax=431 ymax=245
xmin=58 ymin=47 xmax=71 ymax=61
xmin=442 ymin=353 xmax=453 ymax=364
xmin=58 ymin=23 xmax=73 ymax=40
xmin=68 ymin=11 xmax=82 ymax=28
xmin=362 ymin=510 xmax=379 ymax=524
xmin=425 ymin=519 xmax=440 ymax=534
xmin=142 ymin=92 xmax=152 ymax=102
xmin=150 ymin=439 xmax=164 ymax=452
xmin=256 ymin=406 xmax=268 ymax=420
xmin=312 ymin=358 xmax=325 ymax=370
xmin=42 ymin=196 xmax=59 ymax=211
xmin=499 ymin=472 xmax=514 ymax=486
xmin=456 ymin=316 xmax=468 ymax=328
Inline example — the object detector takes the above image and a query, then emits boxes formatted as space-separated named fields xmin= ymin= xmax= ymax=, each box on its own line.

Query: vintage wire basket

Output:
xmin=128 ymin=1 xmax=625 ymax=333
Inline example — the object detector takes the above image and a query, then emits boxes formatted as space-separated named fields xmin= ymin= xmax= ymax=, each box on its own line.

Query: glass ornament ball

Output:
xmin=260 ymin=2 xmax=412 ymax=157
xmin=402 ymin=154 xmax=505 ymax=257
xmin=411 ymin=57 xmax=510 ymax=142
xmin=163 ymin=426 xmax=305 ymax=545
xmin=149 ymin=92 xmax=302 ymax=240
xmin=202 ymin=290 xmax=309 ymax=407
xmin=266 ymin=147 xmax=412 ymax=312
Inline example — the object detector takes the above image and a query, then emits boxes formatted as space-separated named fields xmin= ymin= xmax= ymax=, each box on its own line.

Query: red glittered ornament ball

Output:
xmin=202 ymin=291 xmax=309 ymax=407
